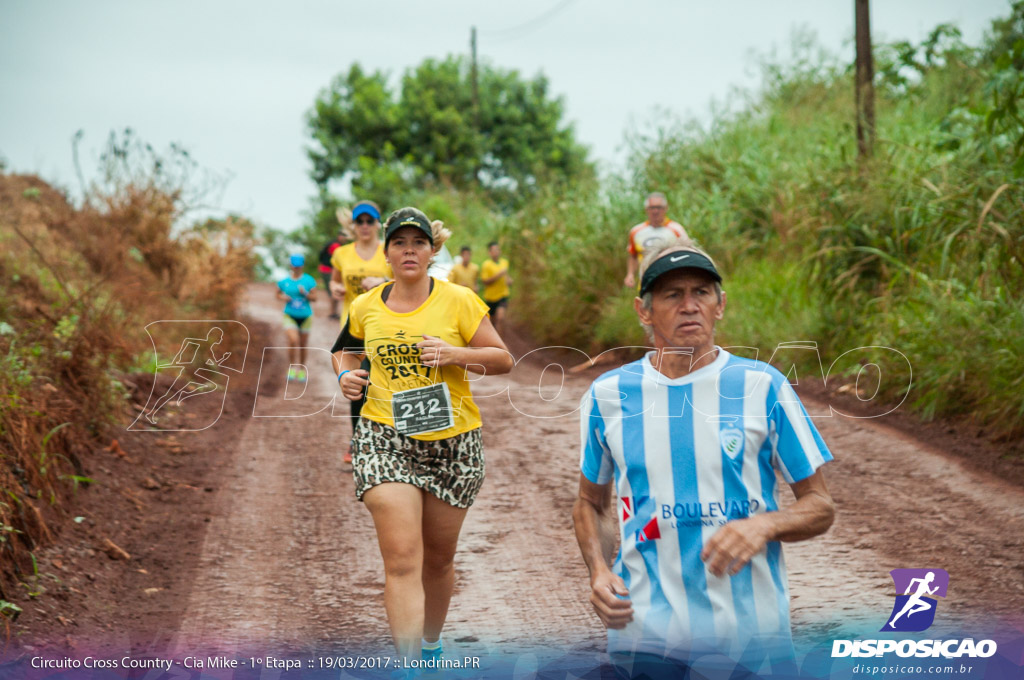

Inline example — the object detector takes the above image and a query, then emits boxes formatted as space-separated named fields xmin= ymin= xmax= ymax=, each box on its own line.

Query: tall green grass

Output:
xmin=493 ymin=15 xmax=1024 ymax=439
xmin=304 ymin=11 xmax=1023 ymax=440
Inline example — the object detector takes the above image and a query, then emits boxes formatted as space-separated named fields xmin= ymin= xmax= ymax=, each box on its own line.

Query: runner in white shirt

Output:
xmin=575 ymin=238 xmax=835 ymax=678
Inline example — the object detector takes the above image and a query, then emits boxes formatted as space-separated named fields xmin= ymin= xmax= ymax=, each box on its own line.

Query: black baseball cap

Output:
xmin=385 ymin=214 xmax=433 ymax=246
xmin=639 ymin=249 xmax=722 ymax=297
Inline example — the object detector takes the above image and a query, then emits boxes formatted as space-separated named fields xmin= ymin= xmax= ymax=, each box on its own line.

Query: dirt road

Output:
xmin=170 ymin=284 xmax=605 ymax=664
xmin=10 ymin=282 xmax=1023 ymax=675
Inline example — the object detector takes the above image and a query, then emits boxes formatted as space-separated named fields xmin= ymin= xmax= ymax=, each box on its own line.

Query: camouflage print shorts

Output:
xmin=350 ymin=419 xmax=485 ymax=509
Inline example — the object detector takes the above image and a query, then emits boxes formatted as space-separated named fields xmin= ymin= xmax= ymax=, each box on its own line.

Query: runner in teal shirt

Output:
xmin=276 ymin=254 xmax=318 ymax=381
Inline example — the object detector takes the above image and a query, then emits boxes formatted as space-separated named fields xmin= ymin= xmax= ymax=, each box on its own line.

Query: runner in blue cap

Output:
xmin=329 ymin=200 xmax=392 ymax=463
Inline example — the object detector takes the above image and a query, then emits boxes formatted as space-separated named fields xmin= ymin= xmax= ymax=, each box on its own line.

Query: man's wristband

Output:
xmin=337 ymin=370 xmax=350 ymax=384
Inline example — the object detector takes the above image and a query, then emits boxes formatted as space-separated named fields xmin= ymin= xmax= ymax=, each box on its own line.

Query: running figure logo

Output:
xmin=881 ymin=568 xmax=949 ymax=632
xmin=129 ymin=321 xmax=248 ymax=432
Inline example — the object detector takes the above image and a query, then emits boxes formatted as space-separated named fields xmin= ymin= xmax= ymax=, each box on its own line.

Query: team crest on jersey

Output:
xmin=720 ymin=426 xmax=745 ymax=460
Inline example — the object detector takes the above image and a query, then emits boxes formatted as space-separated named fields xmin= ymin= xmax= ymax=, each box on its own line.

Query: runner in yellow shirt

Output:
xmin=329 ymin=200 xmax=392 ymax=326
xmin=447 ymin=245 xmax=479 ymax=290
xmin=329 ymin=200 xmax=391 ymax=464
xmin=479 ymin=241 xmax=512 ymax=334
xmin=332 ymin=207 xmax=512 ymax=667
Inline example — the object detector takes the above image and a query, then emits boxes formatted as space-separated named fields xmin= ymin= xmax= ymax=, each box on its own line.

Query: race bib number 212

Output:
xmin=391 ymin=383 xmax=454 ymax=435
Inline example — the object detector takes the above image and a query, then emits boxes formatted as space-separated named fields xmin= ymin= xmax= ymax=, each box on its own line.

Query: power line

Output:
xmin=480 ymin=0 xmax=576 ymax=41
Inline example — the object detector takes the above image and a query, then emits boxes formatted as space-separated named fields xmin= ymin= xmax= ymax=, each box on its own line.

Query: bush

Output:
xmin=0 ymin=135 xmax=258 ymax=588
xmin=502 ymin=17 xmax=1023 ymax=440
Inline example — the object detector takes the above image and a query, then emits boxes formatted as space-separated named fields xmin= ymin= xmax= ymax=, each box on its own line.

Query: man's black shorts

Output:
xmin=486 ymin=296 xmax=509 ymax=317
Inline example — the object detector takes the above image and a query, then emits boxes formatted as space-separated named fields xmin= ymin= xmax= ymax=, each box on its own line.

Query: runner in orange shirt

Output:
xmin=623 ymin=192 xmax=688 ymax=289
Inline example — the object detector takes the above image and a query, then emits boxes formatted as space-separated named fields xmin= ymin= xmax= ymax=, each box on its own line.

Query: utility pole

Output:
xmin=471 ymin=26 xmax=481 ymax=181
xmin=855 ymin=0 xmax=875 ymax=159
xmin=471 ymin=26 xmax=480 ymax=123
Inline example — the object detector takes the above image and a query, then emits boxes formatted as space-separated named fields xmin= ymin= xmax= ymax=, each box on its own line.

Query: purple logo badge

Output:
xmin=881 ymin=568 xmax=949 ymax=632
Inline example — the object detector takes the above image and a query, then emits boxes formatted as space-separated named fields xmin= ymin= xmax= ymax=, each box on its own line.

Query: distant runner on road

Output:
xmin=623 ymin=192 xmax=688 ymax=289
xmin=329 ymin=200 xmax=391 ymax=326
xmin=332 ymin=207 xmax=513 ymax=670
xmin=447 ymin=245 xmax=479 ymax=291
xmin=318 ymin=216 xmax=350 ymax=320
xmin=276 ymin=253 xmax=317 ymax=382
xmin=575 ymin=238 xmax=835 ymax=678
xmin=479 ymin=241 xmax=512 ymax=334
xmin=329 ymin=200 xmax=391 ymax=463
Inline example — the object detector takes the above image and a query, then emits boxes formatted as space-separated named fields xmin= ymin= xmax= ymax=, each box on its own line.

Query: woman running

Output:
xmin=276 ymin=253 xmax=317 ymax=382
xmin=329 ymin=200 xmax=391 ymax=324
xmin=329 ymin=200 xmax=391 ymax=462
xmin=332 ymin=207 xmax=513 ymax=666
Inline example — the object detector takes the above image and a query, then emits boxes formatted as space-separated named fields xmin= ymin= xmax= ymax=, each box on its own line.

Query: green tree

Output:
xmin=307 ymin=65 xmax=401 ymax=189
xmin=305 ymin=56 xmax=591 ymax=204
xmin=984 ymin=0 xmax=1024 ymax=66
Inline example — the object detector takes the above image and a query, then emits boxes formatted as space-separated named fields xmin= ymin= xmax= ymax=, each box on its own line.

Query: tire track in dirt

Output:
xmin=170 ymin=283 xmax=1024 ymax=661
xmin=171 ymin=285 xmax=390 ymax=655
xmin=440 ymin=370 xmax=604 ymax=657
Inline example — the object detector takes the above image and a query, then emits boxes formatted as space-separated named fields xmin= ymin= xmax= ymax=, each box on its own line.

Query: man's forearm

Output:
xmin=573 ymin=495 xmax=617 ymax=576
xmin=573 ymin=498 xmax=609 ymax=577
xmin=765 ymin=488 xmax=835 ymax=542
xmin=701 ymin=470 xmax=834 ymax=576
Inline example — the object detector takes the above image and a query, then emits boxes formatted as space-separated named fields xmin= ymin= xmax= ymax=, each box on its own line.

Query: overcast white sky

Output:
xmin=0 ymin=1 xmax=1010 ymax=233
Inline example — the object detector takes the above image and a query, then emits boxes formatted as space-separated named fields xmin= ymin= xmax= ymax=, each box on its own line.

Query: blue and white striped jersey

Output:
xmin=579 ymin=348 xmax=832 ymax=666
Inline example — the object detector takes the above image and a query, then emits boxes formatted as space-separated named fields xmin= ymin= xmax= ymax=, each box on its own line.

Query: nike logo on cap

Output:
xmin=670 ymin=254 xmax=690 ymax=262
